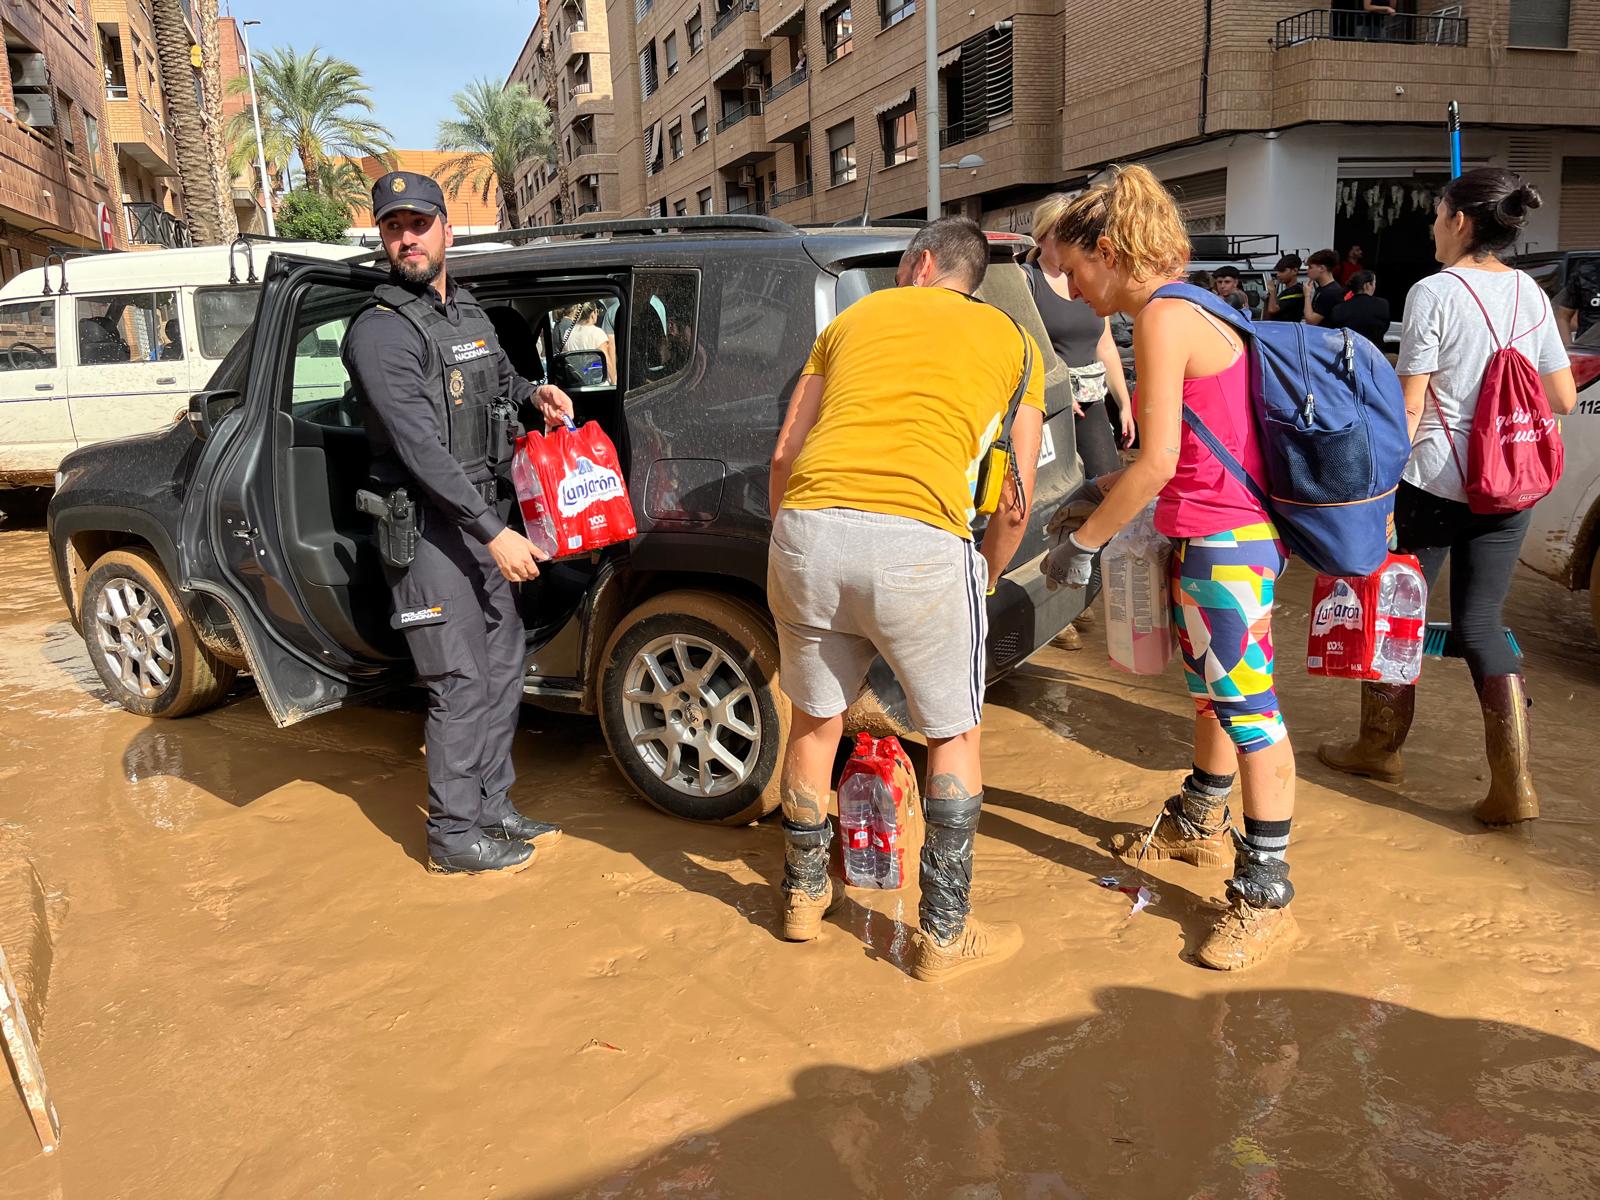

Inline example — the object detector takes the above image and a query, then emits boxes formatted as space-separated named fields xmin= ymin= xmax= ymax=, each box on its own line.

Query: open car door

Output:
xmin=178 ymin=253 xmax=412 ymax=727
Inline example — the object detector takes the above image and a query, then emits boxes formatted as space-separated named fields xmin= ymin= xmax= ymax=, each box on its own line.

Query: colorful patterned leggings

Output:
xmin=1171 ymin=522 xmax=1289 ymax=755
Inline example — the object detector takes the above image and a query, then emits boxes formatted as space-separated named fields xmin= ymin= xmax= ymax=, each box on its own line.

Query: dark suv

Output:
xmin=47 ymin=216 xmax=1087 ymax=825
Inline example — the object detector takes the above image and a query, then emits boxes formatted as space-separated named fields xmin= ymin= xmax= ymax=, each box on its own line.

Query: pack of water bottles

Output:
xmin=836 ymin=734 xmax=918 ymax=890
xmin=1306 ymin=553 xmax=1427 ymax=684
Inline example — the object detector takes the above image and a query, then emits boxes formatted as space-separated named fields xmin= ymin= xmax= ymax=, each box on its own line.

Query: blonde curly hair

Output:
xmin=1052 ymin=165 xmax=1190 ymax=283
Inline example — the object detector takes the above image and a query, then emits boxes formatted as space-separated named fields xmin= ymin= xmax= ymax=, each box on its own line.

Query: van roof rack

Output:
xmin=1189 ymin=233 xmax=1283 ymax=262
xmin=350 ymin=214 xmax=800 ymax=267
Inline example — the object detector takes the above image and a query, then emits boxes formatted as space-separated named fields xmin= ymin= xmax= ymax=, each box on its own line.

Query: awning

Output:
xmin=936 ymin=45 xmax=961 ymax=69
xmin=644 ymin=122 xmax=662 ymax=171
xmin=691 ymin=97 xmax=707 ymax=114
xmin=873 ymin=89 xmax=913 ymax=116
xmin=762 ymin=4 xmax=804 ymax=38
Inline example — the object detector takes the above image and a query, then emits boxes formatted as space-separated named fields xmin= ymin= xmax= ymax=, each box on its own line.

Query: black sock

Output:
xmin=1243 ymin=815 xmax=1292 ymax=862
xmin=1179 ymin=764 xmax=1234 ymax=828
xmin=1190 ymin=765 xmax=1235 ymax=793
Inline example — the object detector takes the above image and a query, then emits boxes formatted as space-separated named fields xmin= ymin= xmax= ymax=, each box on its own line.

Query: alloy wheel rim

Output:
xmin=93 ymin=576 xmax=176 ymax=700
xmin=621 ymin=632 xmax=761 ymax=798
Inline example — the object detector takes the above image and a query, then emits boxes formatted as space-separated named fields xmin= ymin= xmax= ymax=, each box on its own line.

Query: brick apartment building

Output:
xmin=1 ymin=1 xmax=133 ymax=278
xmin=504 ymin=0 xmax=622 ymax=227
xmin=599 ymin=0 xmax=1597 ymax=297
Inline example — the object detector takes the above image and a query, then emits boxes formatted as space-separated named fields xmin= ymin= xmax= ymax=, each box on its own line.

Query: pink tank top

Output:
xmin=1154 ymin=352 xmax=1271 ymax=539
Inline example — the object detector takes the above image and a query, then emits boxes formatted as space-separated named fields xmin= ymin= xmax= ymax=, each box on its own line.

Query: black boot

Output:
xmin=779 ymin=819 xmax=839 ymax=941
xmin=427 ymin=838 xmax=535 ymax=876
xmin=1196 ymin=834 xmax=1296 ymax=971
xmin=911 ymin=791 xmax=1022 ymax=982
xmin=483 ymin=808 xmax=564 ymax=847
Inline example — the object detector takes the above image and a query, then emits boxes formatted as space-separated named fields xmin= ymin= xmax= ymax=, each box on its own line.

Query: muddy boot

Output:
xmin=1197 ymin=835 xmax=1297 ymax=971
xmin=1051 ymin=621 xmax=1084 ymax=651
xmin=911 ymin=791 xmax=1022 ymax=982
xmin=779 ymin=819 xmax=841 ymax=941
xmin=1110 ymin=774 xmax=1232 ymax=868
xmin=1316 ymin=683 xmax=1414 ymax=784
xmin=1474 ymin=675 xmax=1539 ymax=827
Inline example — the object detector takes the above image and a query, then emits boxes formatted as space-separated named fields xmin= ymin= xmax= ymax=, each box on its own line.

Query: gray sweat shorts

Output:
xmin=768 ymin=507 xmax=990 ymax=739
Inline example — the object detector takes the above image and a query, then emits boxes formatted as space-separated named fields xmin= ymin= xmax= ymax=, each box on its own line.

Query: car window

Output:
xmin=1524 ymin=260 xmax=1563 ymax=300
xmin=0 ymin=298 xmax=57 ymax=371
xmin=545 ymin=294 xmax=617 ymax=392
xmin=717 ymin=260 xmax=799 ymax=363
xmin=287 ymin=284 xmax=368 ymax=427
xmin=195 ymin=285 xmax=261 ymax=360
xmin=75 ymin=290 xmax=180 ymax=366
xmin=628 ymin=269 xmax=699 ymax=391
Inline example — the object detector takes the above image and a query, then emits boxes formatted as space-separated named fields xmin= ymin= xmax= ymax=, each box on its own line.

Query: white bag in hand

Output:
xmin=1101 ymin=503 xmax=1176 ymax=675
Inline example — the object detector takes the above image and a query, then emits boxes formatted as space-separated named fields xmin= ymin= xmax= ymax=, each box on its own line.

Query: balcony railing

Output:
xmin=765 ymin=64 xmax=807 ymax=103
xmin=771 ymin=179 xmax=812 ymax=208
xmin=727 ymin=199 xmax=768 ymax=215
xmin=940 ymin=124 xmax=967 ymax=149
xmin=105 ymin=83 xmax=129 ymax=100
xmin=711 ymin=0 xmax=757 ymax=40
xmin=571 ymin=141 xmax=598 ymax=158
xmin=126 ymin=201 xmax=191 ymax=248
xmin=570 ymin=80 xmax=593 ymax=95
xmin=1275 ymin=7 xmax=1468 ymax=49
xmin=717 ymin=98 xmax=763 ymax=132
xmin=578 ymin=202 xmax=603 ymax=215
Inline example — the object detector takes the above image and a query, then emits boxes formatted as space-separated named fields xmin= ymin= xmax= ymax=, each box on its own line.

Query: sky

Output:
xmin=221 ymin=0 xmax=545 ymax=150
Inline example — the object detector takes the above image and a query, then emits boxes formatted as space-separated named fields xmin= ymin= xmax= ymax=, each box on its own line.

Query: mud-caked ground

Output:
xmin=2 ymin=520 xmax=1599 ymax=1199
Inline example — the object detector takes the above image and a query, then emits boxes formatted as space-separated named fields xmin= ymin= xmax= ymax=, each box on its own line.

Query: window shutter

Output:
xmin=1510 ymin=0 xmax=1570 ymax=48
xmin=985 ymin=26 xmax=1012 ymax=122
xmin=829 ymin=119 xmax=855 ymax=151
xmin=1561 ymin=158 xmax=1600 ymax=248
xmin=639 ymin=44 xmax=658 ymax=99
xmin=1168 ymin=169 xmax=1228 ymax=234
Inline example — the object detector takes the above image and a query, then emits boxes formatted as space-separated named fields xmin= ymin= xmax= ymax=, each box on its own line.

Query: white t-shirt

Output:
xmin=562 ymin=322 xmax=609 ymax=353
xmin=1396 ymin=267 xmax=1569 ymax=503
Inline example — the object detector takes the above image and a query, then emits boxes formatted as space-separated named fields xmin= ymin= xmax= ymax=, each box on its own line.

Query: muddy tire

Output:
xmin=80 ymin=548 xmax=237 ymax=719
xmin=599 ymin=590 xmax=788 ymax=825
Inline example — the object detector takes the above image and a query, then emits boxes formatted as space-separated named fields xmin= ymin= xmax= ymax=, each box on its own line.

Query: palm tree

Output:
xmin=436 ymin=79 xmax=553 ymax=230
xmin=226 ymin=46 xmax=392 ymax=194
xmin=151 ymin=0 xmax=234 ymax=243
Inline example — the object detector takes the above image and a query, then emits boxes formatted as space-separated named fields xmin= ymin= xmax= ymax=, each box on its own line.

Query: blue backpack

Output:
xmin=1151 ymin=282 xmax=1409 ymax=577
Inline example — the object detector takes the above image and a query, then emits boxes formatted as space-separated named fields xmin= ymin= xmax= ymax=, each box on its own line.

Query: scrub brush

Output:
xmin=1422 ymin=623 xmax=1523 ymax=660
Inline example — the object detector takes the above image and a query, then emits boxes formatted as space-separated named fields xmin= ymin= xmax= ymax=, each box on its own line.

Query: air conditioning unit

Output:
xmin=8 ymin=52 xmax=47 ymax=89
xmin=744 ymin=64 xmax=763 ymax=89
xmin=736 ymin=165 xmax=757 ymax=187
xmin=14 ymin=93 xmax=56 ymax=129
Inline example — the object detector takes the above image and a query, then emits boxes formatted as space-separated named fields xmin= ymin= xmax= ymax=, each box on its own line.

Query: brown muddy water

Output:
xmin=1 ymin=523 xmax=1598 ymax=1198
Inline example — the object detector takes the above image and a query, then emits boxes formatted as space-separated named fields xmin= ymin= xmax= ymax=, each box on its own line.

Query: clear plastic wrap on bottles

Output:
xmin=1100 ymin=502 xmax=1177 ymax=675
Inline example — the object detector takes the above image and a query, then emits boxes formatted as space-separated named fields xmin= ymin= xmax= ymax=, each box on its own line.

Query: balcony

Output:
xmin=727 ymin=199 xmax=768 ymax=215
xmin=717 ymin=98 xmax=762 ymax=133
xmin=126 ymin=202 xmax=191 ymax=248
xmin=578 ymin=202 xmax=604 ymax=215
xmin=765 ymin=65 xmax=806 ymax=103
xmin=107 ymin=95 xmax=174 ymax=173
xmin=770 ymin=179 xmax=812 ymax=208
xmin=105 ymin=84 xmax=128 ymax=100
xmin=712 ymin=0 xmax=758 ymax=41
xmin=1274 ymin=7 xmax=1467 ymax=49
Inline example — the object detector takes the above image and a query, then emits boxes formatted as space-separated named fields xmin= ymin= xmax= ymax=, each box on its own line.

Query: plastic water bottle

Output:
xmin=1373 ymin=558 xmax=1426 ymax=684
xmin=837 ymin=771 xmax=886 ymax=887
xmin=871 ymin=780 xmax=903 ymax=888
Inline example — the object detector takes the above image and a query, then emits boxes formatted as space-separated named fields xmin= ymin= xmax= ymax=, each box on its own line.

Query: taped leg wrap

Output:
xmin=1225 ymin=830 xmax=1295 ymax=910
xmin=919 ymin=792 xmax=983 ymax=944
xmin=782 ymin=819 xmax=832 ymax=899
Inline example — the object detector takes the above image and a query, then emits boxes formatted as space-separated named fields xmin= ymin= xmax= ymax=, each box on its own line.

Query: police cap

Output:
xmin=372 ymin=171 xmax=448 ymax=222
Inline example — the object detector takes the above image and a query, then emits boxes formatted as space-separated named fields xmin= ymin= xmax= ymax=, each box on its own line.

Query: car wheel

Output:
xmin=599 ymin=590 xmax=787 ymax=825
xmin=80 ymin=548 xmax=237 ymax=719
xmin=1591 ymin=551 xmax=1600 ymax=643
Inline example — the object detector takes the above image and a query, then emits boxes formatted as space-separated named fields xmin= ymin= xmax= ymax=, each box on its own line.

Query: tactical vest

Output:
xmin=370 ymin=282 xmax=503 ymax=483
xmin=1570 ymin=260 xmax=1600 ymax=336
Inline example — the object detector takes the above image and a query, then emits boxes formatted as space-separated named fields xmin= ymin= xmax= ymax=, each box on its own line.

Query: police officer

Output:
xmin=342 ymin=171 xmax=574 ymax=875
xmin=1556 ymin=257 xmax=1600 ymax=343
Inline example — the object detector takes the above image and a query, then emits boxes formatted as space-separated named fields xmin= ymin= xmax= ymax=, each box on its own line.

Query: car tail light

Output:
xmin=1572 ymin=352 xmax=1600 ymax=390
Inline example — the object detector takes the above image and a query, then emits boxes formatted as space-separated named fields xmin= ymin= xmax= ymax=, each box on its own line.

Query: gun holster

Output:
xmin=357 ymin=486 xmax=420 ymax=569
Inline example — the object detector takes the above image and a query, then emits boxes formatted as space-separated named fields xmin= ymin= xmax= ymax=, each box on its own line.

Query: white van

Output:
xmin=0 ymin=240 xmax=362 ymax=491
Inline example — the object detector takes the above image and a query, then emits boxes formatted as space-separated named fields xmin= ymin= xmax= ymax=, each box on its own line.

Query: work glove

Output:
xmin=1042 ymin=531 xmax=1100 ymax=591
xmin=1045 ymin=478 xmax=1105 ymax=540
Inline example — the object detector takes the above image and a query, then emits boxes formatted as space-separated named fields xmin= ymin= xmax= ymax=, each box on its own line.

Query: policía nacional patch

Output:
xmin=392 ymin=603 xmax=446 ymax=629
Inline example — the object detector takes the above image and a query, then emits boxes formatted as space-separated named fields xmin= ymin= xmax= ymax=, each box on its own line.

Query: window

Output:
xmin=941 ymin=25 xmax=1013 ymax=145
xmin=59 ymin=95 xmax=76 ymax=154
xmin=880 ymin=97 xmax=918 ymax=167
xmin=84 ymin=113 xmax=100 ymax=174
xmin=822 ymin=3 xmax=853 ymax=62
xmin=665 ymin=32 xmax=679 ymax=76
xmin=1510 ymin=0 xmax=1570 ymax=48
xmin=0 ymin=300 xmax=57 ymax=371
xmin=674 ymin=199 xmax=688 ymax=216
xmin=880 ymin=0 xmax=914 ymax=30
xmin=669 ymin=121 xmax=684 ymax=159
xmin=645 ymin=122 xmax=664 ymax=175
xmin=639 ymin=41 xmax=658 ymax=101
xmin=629 ymin=270 xmax=699 ymax=390
xmin=692 ymin=103 xmax=709 ymax=145
xmin=828 ymin=120 xmax=856 ymax=186
xmin=635 ymin=0 xmax=653 ymax=21
xmin=287 ymin=285 xmax=371 ymax=424
xmin=195 ymin=286 xmax=261 ymax=360
xmin=75 ymin=291 xmax=179 ymax=366
xmin=697 ymin=188 xmax=713 ymax=214
xmin=687 ymin=9 xmax=704 ymax=54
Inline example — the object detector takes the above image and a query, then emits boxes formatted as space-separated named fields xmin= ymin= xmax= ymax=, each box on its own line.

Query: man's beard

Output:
xmin=393 ymin=251 xmax=442 ymax=287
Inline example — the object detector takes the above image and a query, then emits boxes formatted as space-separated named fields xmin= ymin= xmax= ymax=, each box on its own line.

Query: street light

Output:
xmin=941 ymin=154 xmax=985 ymax=171
xmin=241 ymin=19 xmax=276 ymax=237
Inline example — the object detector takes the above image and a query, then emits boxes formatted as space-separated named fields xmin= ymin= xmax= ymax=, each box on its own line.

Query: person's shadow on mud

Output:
xmin=517 ymin=985 xmax=1600 ymax=1199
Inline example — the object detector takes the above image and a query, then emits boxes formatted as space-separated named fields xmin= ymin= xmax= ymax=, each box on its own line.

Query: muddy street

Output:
xmin=2 ymin=519 xmax=1599 ymax=1199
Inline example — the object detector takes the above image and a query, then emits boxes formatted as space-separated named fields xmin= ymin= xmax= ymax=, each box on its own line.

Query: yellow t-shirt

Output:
xmin=783 ymin=286 xmax=1047 ymax=540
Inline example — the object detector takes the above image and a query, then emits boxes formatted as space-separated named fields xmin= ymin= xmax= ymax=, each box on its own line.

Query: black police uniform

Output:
xmin=1557 ymin=259 xmax=1600 ymax=342
xmin=341 ymin=172 xmax=555 ymax=869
